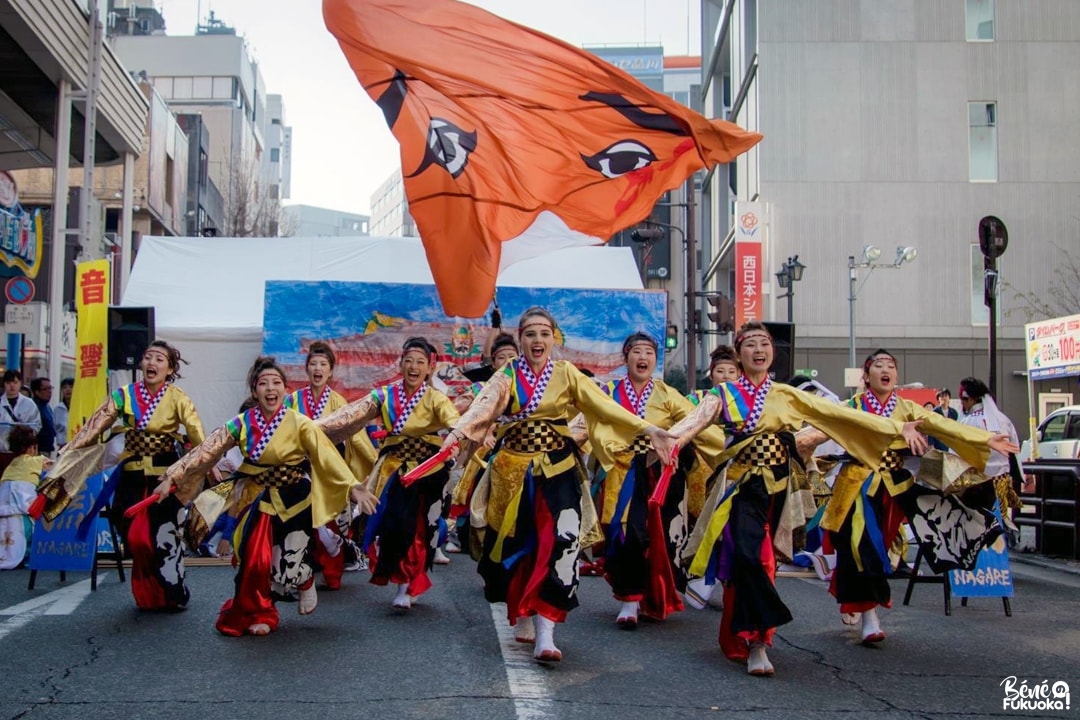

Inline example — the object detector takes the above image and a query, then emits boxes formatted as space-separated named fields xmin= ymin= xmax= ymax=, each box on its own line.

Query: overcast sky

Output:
xmin=154 ymin=0 xmax=700 ymax=216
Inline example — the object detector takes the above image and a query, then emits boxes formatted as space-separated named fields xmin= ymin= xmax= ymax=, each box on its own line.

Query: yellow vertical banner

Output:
xmin=68 ymin=259 xmax=111 ymax=441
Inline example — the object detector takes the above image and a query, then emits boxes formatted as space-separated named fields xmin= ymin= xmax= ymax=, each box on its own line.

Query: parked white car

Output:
xmin=1019 ymin=405 xmax=1080 ymax=461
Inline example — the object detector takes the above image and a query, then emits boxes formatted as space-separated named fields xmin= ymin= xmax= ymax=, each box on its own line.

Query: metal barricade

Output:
xmin=1017 ymin=459 xmax=1080 ymax=560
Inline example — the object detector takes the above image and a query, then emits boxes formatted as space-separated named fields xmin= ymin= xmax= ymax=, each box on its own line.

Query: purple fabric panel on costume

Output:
xmin=716 ymin=522 xmax=735 ymax=582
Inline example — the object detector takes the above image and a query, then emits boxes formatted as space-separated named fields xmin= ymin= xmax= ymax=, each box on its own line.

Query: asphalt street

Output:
xmin=0 ymin=554 xmax=1076 ymax=720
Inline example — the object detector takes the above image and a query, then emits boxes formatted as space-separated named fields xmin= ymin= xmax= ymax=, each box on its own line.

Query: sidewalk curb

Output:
xmin=1009 ymin=552 xmax=1080 ymax=576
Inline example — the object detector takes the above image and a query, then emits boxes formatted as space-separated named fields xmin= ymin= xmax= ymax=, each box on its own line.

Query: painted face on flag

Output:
xmin=325 ymin=0 xmax=762 ymax=317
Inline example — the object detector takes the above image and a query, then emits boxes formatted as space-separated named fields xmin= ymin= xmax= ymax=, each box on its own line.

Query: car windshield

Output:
xmin=1040 ymin=413 xmax=1070 ymax=441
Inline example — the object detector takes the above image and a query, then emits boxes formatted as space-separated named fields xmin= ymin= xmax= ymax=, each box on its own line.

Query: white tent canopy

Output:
xmin=122 ymin=235 xmax=645 ymax=427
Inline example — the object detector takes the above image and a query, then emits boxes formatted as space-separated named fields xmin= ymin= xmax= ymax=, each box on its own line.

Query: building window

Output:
xmin=968 ymin=102 xmax=997 ymax=182
xmin=270 ymin=184 xmax=280 ymax=200
xmin=270 ymin=148 xmax=280 ymax=162
xmin=966 ymin=0 xmax=994 ymax=41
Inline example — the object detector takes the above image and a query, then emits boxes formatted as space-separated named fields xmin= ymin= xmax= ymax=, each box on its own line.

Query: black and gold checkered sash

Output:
xmin=385 ymin=436 xmax=440 ymax=464
xmin=623 ymin=434 xmax=653 ymax=456
xmin=878 ymin=449 xmax=907 ymax=473
xmin=244 ymin=462 xmax=309 ymax=488
xmin=500 ymin=420 xmax=570 ymax=453
xmin=733 ymin=433 xmax=788 ymax=467
xmin=123 ymin=430 xmax=176 ymax=457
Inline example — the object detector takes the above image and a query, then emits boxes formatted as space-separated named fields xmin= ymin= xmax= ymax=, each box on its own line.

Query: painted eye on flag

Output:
xmin=407 ymin=118 xmax=478 ymax=179
xmin=581 ymin=140 xmax=658 ymax=179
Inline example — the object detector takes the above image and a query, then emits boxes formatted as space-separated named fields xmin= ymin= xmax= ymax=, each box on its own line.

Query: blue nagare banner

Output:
xmin=262 ymin=281 xmax=668 ymax=402
xmin=948 ymin=503 xmax=1015 ymax=598
xmin=29 ymin=471 xmax=113 ymax=572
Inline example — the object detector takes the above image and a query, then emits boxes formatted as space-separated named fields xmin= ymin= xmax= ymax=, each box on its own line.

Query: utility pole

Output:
xmin=80 ymin=0 xmax=103 ymax=262
xmin=685 ymin=176 xmax=697 ymax=391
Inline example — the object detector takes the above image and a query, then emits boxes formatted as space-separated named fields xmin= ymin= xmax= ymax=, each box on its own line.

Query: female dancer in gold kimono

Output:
xmin=152 ymin=357 xmax=377 ymax=636
xmin=438 ymin=307 xmax=677 ymax=663
xmin=815 ymin=351 xmax=1015 ymax=644
xmin=62 ymin=341 xmax=205 ymax=611
xmin=285 ymin=341 xmax=376 ymax=589
xmin=315 ymin=338 xmax=460 ymax=609
xmin=669 ymin=322 xmax=929 ymax=677
xmin=593 ymin=332 xmax=725 ymax=628
xmin=688 ymin=345 xmax=739 ymax=406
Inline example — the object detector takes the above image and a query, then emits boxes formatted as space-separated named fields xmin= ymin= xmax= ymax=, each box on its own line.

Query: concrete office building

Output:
xmin=111 ymin=26 xmax=272 ymax=209
xmin=284 ymin=204 xmax=369 ymax=238
xmin=699 ymin=0 xmax=1080 ymax=423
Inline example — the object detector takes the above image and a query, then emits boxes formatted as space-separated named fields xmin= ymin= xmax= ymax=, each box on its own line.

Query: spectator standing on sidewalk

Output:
xmin=30 ymin=377 xmax=56 ymax=455
xmin=0 ymin=370 xmax=41 ymax=473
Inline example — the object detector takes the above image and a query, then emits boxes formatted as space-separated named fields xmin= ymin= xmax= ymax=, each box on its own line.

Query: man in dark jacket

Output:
xmin=929 ymin=389 xmax=959 ymax=451
xmin=30 ymin=376 xmax=56 ymax=454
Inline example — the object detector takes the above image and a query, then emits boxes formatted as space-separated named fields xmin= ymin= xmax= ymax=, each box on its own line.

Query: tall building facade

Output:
xmin=699 ymin=0 xmax=1080 ymax=423
xmin=369 ymin=170 xmax=417 ymax=237
xmin=588 ymin=47 xmax=705 ymax=379
xmin=265 ymin=94 xmax=292 ymax=203
xmin=110 ymin=29 xmax=273 ymax=231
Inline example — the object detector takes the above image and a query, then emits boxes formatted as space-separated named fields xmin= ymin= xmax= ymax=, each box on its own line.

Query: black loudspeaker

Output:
xmin=108 ymin=306 xmax=155 ymax=370
xmin=763 ymin=321 xmax=795 ymax=384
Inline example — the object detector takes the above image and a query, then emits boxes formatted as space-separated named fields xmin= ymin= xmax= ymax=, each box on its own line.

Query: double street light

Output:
xmin=847 ymin=244 xmax=918 ymax=374
xmin=774 ymin=254 xmax=806 ymax=322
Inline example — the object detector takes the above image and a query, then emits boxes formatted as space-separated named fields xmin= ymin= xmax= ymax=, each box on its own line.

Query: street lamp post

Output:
xmin=847 ymin=245 xmax=918 ymax=381
xmin=774 ymin=255 xmax=806 ymax=322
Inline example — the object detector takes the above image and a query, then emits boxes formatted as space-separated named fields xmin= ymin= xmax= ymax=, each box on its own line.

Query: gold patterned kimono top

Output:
xmin=455 ymin=359 xmax=652 ymax=542
xmin=161 ymin=407 xmax=357 ymax=527
xmin=286 ymin=386 xmax=379 ymax=486
xmin=672 ymin=380 xmax=912 ymax=576
xmin=67 ymin=383 xmax=206 ymax=476
xmin=820 ymin=393 xmax=992 ymax=536
xmin=315 ymin=382 xmax=460 ymax=496
xmin=589 ymin=378 xmax=726 ymax=524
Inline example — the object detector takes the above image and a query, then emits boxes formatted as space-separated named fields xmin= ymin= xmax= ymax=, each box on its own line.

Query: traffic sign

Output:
xmin=4 ymin=276 xmax=35 ymax=305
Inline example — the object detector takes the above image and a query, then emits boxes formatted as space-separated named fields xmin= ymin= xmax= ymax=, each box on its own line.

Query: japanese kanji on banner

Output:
xmin=734 ymin=202 xmax=764 ymax=328
xmin=68 ymin=259 xmax=109 ymax=441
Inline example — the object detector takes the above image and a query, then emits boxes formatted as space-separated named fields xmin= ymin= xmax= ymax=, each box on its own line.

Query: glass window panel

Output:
xmin=212 ymin=77 xmax=233 ymax=99
xmin=966 ymin=0 xmax=995 ymax=41
xmin=173 ymin=77 xmax=193 ymax=100
xmin=968 ymin=102 xmax=997 ymax=182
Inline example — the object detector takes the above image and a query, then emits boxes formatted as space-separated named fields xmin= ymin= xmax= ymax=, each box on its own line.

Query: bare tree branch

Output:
xmin=1003 ymin=240 xmax=1080 ymax=321
xmin=221 ymin=157 xmax=285 ymax=237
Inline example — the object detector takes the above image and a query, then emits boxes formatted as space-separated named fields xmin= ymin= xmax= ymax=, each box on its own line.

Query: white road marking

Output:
xmin=0 ymin=606 xmax=46 ymax=642
xmin=490 ymin=606 xmax=554 ymax=720
xmin=0 ymin=576 xmax=110 ymax=620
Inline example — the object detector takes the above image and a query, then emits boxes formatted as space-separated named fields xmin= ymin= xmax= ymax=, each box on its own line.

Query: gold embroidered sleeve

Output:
xmin=162 ymin=426 xmax=237 ymax=504
xmin=433 ymin=392 xmax=462 ymax=430
xmin=176 ymin=392 xmax=207 ymax=446
xmin=63 ymin=398 xmax=119 ymax=452
xmin=453 ymin=371 xmax=510 ymax=443
xmin=568 ymin=369 xmax=650 ymax=436
xmin=909 ymin=403 xmax=992 ymax=471
xmin=316 ymin=395 xmax=380 ymax=445
xmin=667 ymin=390 xmax=727 ymax=467
xmin=299 ymin=416 xmax=359 ymax=527
xmin=668 ymin=391 xmax=723 ymax=443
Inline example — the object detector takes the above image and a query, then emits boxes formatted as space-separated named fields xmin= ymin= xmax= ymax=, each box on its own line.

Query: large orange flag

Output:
xmin=324 ymin=0 xmax=762 ymax=317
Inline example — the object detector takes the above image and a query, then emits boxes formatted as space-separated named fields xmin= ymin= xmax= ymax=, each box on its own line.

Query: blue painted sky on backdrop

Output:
xmin=155 ymin=0 xmax=699 ymax=216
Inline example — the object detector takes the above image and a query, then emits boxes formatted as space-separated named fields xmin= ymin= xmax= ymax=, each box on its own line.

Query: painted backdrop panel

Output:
xmin=263 ymin=281 xmax=667 ymax=402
